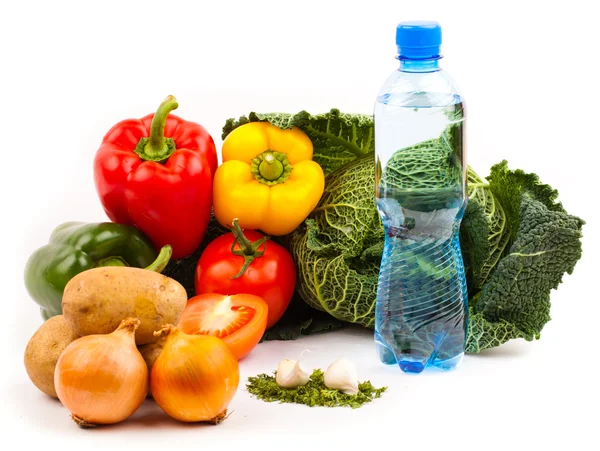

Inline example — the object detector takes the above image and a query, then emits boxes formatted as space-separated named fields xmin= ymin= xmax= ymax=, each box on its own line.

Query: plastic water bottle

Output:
xmin=373 ymin=21 xmax=468 ymax=373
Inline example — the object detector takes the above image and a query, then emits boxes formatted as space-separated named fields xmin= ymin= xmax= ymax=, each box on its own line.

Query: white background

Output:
xmin=1 ymin=0 xmax=598 ymax=449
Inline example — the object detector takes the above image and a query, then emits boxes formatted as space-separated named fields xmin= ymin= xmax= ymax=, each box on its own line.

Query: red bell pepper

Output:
xmin=93 ymin=96 xmax=217 ymax=259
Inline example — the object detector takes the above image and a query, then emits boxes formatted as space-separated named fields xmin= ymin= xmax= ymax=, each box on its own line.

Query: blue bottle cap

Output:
xmin=396 ymin=21 xmax=442 ymax=60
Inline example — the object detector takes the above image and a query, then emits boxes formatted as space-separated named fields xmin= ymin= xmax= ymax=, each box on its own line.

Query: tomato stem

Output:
xmin=230 ymin=219 xmax=254 ymax=255
xmin=230 ymin=219 xmax=269 ymax=279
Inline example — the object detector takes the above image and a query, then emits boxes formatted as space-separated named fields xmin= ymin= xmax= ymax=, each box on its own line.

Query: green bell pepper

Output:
xmin=24 ymin=221 xmax=166 ymax=320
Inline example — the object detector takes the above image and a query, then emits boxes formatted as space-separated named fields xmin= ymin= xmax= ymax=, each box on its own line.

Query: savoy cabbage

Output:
xmin=469 ymin=163 xmax=585 ymax=344
xmin=291 ymin=155 xmax=383 ymax=327
xmin=222 ymin=110 xmax=585 ymax=353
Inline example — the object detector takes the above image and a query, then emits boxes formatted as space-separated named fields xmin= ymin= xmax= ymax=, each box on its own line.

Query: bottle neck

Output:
xmin=398 ymin=58 xmax=440 ymax=73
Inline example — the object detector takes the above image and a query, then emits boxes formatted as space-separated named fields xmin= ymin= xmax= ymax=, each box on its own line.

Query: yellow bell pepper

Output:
xmin=213 ymin=122 xmax=325 ymax=236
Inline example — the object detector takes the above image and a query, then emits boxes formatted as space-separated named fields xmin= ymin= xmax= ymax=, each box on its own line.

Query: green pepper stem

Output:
xmin=144 ymin=245 xmax=172 ymax=273
xmin=134 ymin=96 xmax=178 ymax=163
xmin=229 ymin=219 xmax=269 ymax=279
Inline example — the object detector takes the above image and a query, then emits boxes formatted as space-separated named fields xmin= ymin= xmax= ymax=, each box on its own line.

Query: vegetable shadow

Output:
xmin=104 ymin=399 xmax=228 ymax=431
xmin=466 ymin=340 xmax=532 ymax=359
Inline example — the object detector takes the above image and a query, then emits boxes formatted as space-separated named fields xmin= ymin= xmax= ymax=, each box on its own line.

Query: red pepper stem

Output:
xmin=147 ymin=96 xmax=178 ymax=153
xmin=230 ymin=219 xmax=269 ymax=279
xmin=134 ymin=96 xmax=178 ymax=163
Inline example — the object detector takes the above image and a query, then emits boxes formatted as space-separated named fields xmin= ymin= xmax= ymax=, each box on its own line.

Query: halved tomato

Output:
xmin=177 ymin=293 xmax=268 ymax=360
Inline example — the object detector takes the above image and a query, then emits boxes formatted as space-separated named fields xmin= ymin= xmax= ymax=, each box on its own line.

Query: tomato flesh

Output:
xmin=178 ymin=293 xmax=268 ymax=360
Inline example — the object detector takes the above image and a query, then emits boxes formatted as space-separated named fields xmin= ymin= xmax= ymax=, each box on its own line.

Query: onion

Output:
xmin=54 ymin=317 xmax=148 ymax=427
xmin=150 ymin=325 xmax=239 ymax=423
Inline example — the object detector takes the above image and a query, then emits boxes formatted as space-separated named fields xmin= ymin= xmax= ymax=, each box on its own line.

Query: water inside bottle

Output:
xmin=374 ymin=92 xmax=468 ymax=373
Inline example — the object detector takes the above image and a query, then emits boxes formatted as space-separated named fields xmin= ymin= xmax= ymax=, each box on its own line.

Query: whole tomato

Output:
xmin=195 ymin=220 xmax=296 ymax=328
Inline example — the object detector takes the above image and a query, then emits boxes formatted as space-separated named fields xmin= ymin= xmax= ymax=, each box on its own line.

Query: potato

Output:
xmin=139 ymin=340 xmax=164 ymax=371
xmin=24 ymin=315 xmax=79 ymax=398
xmin=62 ymin=266 xmax=187 ymax=345
xmin=138 ymin=340 xmax=165 ymax=398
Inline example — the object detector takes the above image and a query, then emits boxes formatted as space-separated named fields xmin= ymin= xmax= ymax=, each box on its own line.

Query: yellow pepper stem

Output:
xmin=251 ymin=151 xmax=293 ymax=186
xmin=258 ymin=153 xmax=284 ymax=181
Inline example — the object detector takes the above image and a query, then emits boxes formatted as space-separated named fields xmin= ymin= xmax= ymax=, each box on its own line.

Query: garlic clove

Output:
xmin=294 ymin=359 xmax=310 ymax=386
xmin=275 ymin=351 xmax=311 ymax=389
xmin=276 ymin=359 xmax=298 ymax=388
xmin=323 ymin=358 xmax=359 ymax=395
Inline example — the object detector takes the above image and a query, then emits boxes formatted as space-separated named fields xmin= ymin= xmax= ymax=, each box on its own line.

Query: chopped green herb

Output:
xmin=246 ymin=369 xmax=386 ymax=409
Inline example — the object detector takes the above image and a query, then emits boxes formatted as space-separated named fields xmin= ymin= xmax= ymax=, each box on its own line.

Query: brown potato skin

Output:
xmin=24 ymin=315 xmax=79 ymax=398
xmin=138 ymin=340 xmax=165 ymax=398
xmin=62 ymin=267 xmax=187 ymax=345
